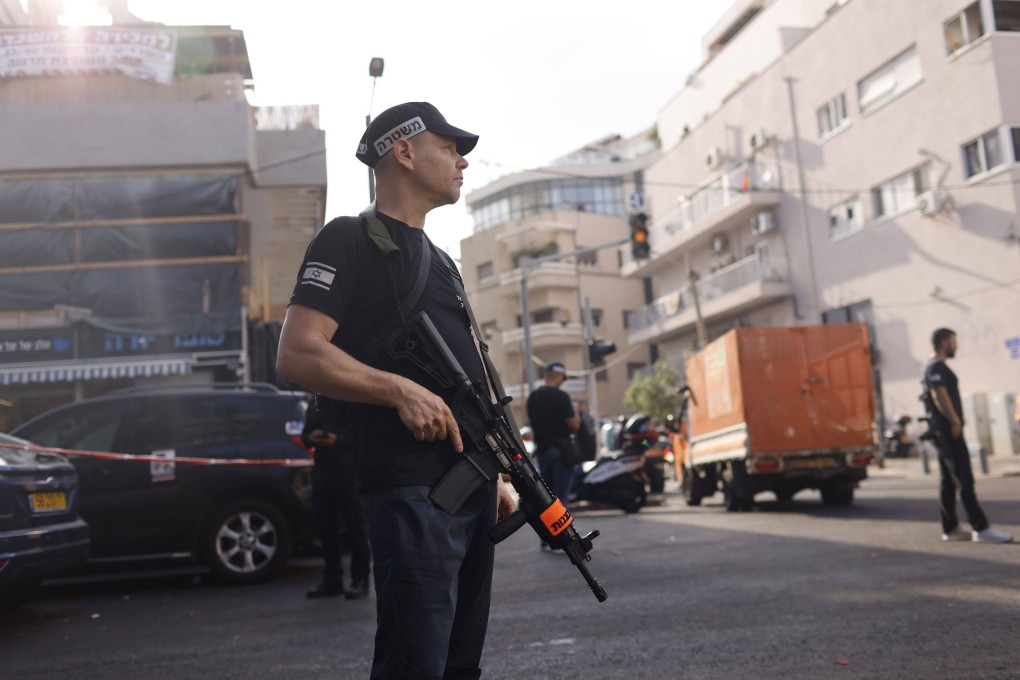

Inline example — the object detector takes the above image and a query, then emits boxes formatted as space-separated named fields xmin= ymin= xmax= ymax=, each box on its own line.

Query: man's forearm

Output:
xmin=933 ymin=388 xmax=961 ymax=428
xmin=277 ymin=332 xmax=409 ymax=409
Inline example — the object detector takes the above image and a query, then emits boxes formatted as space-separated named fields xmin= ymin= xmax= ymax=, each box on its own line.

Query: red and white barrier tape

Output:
xmin=5 ymin=441 xmax=313 ymax=467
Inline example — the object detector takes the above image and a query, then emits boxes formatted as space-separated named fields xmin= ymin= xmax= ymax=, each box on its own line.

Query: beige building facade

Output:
xmin=0 ymin=12 xmax=326 ymax=427
xmin=461 ymin=133 xmax=659 ymax=425
xmin=625 ymin=0 xmax=1020 ymax=455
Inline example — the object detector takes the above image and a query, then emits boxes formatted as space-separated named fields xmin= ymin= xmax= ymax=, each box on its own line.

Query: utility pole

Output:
xmin=582 ymin=295 xmax=599 ymax=425
xmin=689 ymin=270 xmax=708 ymax=348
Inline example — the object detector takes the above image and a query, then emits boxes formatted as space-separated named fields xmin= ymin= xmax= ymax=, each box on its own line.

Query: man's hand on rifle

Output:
xmin=496 ymin=478 xmax=517 ymax=522
xmin=394 ymin=379 xmax=464 ymax=452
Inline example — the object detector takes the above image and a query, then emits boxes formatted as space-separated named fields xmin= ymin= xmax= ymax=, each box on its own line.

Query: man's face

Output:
xmin=408 ymin=132 xmax=468 ymax=207
xmin=549 ymin=370 xmax=566 ymax=386
xmin=945 ymin=334 xmax=958 ymax=358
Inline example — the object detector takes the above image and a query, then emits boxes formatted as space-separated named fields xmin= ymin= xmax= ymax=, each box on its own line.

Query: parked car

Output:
xmin=11 ymin=384 xmax=313 ymax=584
xmin=0 ymin=433 xmax=90 ymax=610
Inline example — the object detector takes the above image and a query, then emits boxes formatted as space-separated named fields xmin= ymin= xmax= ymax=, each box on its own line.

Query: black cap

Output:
xmin=356 ymin=102 xmax=479 ymax=168
xmin=545 ymin=361 xmax=567 ymax=375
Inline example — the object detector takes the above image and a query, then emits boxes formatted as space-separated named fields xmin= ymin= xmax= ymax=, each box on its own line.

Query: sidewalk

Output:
xmin=869 ymin=452 xmax=1020 ymax=480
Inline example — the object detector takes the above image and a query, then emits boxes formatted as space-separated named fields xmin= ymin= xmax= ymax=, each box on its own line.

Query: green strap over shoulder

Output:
xmin=359 ymin=202 xmax=400 ymax=258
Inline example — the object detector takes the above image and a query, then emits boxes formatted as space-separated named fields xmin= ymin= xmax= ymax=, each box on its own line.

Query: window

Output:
xmin=872 ymin=164 xmax=931 ymax=218
xmin=945 ymin=2 xmax=986 ymax=54
xmin=816 ymin=93 xmax=848 ymax=139
xmin=532 ymin=309 xmax=555 ymax=324
xmin=132 ymin=398 xmax=232 ymax=451
xmin=1012 ymin=127 xmax=1020 ymax=161
xmin=576 ymin=246 xmax=597 ymax=266
xmin=476 ymin=261 xmax=493 ymax=283
xmin=622 ymin=310 xmax=634 ymax=330
xmin=993 ymin=0 xmax=1020 ymax=31
xmin=595 ymin=368 xmax=609 ymax=382
xmin=857 ymin=47 xmax=922 ymax=115
xmin=963 ymin=128 xmax=1006 ymax=178
xmin=829 ymin=198 xmax=863 ymax=239
xmin=590 ymin=309 xmax=604 ymax=328
xmin=627 ymin=362 xmax=647 ymax=380
xmin=20 ymin=402 xmax=125 ymax=452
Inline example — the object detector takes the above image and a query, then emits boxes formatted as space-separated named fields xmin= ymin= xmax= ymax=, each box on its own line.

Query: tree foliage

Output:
xmin=623 ymin=361 xmax=683 ymax=423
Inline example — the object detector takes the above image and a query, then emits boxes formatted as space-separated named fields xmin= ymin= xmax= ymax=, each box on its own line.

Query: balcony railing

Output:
xmin=499 ymin=261 xmax=578 ymax=288
xmin=660 ymin=162 xmax=776 ymax=239
xmin=502 ymin=322 xmax=584 ymax=349
xmin=627 ymin=252 xmax=787 ymax=331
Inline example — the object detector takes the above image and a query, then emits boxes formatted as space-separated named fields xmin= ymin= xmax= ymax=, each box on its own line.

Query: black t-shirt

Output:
xmin=526 ymin=386 xmax=575 ymax=447
xmin=924 ymin=358 xmax=962 ymax=430
xmin=288 ymin=212 xmax=485 ymax=490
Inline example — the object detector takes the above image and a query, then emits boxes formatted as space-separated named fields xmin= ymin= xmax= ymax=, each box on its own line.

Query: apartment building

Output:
xmin=461 ymin=132 xmax=659 ymax=424
xmin=0 ymin=7 xmax=326 ymax=427
xmin=625 ymin=0 xmax=1020 ymax=455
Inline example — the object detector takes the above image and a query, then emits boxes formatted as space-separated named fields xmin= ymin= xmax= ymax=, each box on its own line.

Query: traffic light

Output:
xmin=629 ymin=212 xmax=650 ymax=260
xmin=588 ymin=338 xmax=617 ymax=366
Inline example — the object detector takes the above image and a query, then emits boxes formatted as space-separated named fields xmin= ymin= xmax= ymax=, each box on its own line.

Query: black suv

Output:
xmin=11 ymin=384 xmax=313 ymax=584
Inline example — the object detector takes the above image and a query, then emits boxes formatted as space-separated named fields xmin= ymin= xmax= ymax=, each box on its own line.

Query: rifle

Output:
xmin=391 ymin=311 xmax=608 ymax=603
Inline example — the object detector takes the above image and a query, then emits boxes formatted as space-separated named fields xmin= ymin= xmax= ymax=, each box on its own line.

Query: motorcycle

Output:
xmin=883 ymin=415 xmax=914 ymax=458
xmin=570 ymin=414 xmax=651 ymax=514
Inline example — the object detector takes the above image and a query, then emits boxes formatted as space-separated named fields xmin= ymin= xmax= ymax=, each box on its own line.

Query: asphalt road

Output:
xmin=2 ymin=471 xmax=1018 ymax=680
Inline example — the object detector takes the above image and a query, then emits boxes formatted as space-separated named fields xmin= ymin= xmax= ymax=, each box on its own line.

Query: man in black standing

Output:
xmin=526 ymin=362 xmax=580 ymax=514
xmin=277 ymin=101 xmax=515 ymax=679
xmin=924 ymin=328 xmax=1012 ymax=544
xmin=302 ymin=402 xmax=371 ymax=600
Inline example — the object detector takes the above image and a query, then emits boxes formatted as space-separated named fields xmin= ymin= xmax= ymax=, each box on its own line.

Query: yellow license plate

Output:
xmin=30 ymin=492 xmax=67 ymax=513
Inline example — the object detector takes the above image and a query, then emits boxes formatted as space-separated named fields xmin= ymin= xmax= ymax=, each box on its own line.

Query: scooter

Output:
xmin=570 ymin=415 xmax=650 ymax=514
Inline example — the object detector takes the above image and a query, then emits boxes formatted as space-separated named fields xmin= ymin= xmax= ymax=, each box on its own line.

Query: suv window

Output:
xmin=19 ymin=401 xmax=126 ymax=452
xmin=128 ymin=397 xmax=232 ymax=452
xmin=222 ymin=395 xmax=304 ymax=441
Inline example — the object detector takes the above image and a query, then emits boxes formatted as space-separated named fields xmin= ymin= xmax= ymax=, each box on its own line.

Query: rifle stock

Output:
xmin=403 ymin=312 xmax=607 ymax=603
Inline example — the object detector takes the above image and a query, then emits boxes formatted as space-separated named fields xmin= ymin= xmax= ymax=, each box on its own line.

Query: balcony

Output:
xmin=499 ymin=261 xmax=579 ymax=297
xmin=622 ymin=162 xmax=781 ymax=277
xmin=626 ymin=253 xmax=791 ymax=345
xmin=502 ymin=322 xmax=584 ymax=351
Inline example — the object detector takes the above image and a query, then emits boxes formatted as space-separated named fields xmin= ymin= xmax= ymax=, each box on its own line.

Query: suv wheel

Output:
xmin=203 ymin=499 xmax=293 ymax=584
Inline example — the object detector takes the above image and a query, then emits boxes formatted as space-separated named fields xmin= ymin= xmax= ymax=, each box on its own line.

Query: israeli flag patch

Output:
xmin=301 ymin=262 xmax=336 ymax=291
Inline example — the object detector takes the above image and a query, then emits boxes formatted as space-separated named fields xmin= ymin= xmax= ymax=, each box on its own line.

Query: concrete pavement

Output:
xmin=870 ymin=451 xmax=1020 ymax=480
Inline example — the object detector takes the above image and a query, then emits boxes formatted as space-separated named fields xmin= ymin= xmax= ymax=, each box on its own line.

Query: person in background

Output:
xmin=526 ymin=361 xmax=581 ymax=523
xmin=302 ymin=402 xmax=371 ymax=600
xmin=923 ymin=328 xmax=1013 ymax=544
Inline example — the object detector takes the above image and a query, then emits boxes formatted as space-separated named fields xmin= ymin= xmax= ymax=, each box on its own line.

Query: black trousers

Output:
xmin=361 ymin=483 xmax=496 ymax=680
xmin=934 ymin=433 xmax=989 ymax=533
xmin=311 ymin=451 xmax=371 ymax=584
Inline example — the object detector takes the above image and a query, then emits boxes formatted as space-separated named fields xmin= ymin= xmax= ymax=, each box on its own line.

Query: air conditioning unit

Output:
xmin=917 ymin=190 xmax=941 ymax=216
xmin=750 ymin=211 xmax=776 ymax=236
xmin=710 ymin=233 xmax=729 ymax=254
xmin=705 ymin=146 xmax=722 ymax=171
xmin=748 ymin=128 xmax=768 ymax=152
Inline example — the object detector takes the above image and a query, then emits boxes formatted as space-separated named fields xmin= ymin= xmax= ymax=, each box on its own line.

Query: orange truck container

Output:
xmin=674 ymin=324 xmax=877 ymax=510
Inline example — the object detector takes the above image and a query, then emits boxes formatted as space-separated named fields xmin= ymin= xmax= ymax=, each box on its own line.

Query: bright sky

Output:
xmin=64 ymin=1 xmax=726 ymax=257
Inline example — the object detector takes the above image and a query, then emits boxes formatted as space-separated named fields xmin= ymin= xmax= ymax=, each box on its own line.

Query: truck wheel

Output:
xmin=820 ymin=482 xmax=855 ymax=506
xmin=202 ymin=499 xmax=293 ymax=584
xmin=723 ymin=461 xmax=753 ymax=512
xmin=682 ymin=467 xmax=703 ymax=506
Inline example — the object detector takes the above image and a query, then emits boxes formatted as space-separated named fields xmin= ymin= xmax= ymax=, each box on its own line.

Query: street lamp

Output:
xmin=366 ymin=57 xmax=384 ymax=202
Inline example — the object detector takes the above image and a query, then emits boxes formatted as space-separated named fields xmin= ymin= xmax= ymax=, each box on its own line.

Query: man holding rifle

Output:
xmin=277 ymin=102 xmax=516 ymax=680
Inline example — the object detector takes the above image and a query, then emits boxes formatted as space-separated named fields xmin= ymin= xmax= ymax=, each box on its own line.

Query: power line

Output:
xmin=873 ymin=277 xmax=1020 ymax=309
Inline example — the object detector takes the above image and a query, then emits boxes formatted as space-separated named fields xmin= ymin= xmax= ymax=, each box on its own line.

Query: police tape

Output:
xmin=6 ymin=441 xmax=313 ymax=467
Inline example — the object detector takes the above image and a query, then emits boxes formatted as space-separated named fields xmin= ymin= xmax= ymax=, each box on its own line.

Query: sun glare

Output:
xmin=57 ymin=0 xmax=113 ymax=26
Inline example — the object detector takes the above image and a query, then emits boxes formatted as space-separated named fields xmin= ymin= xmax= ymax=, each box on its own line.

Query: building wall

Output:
xmin=646 ymin=0 xmax=1020 ymax=424
xmin=460 ymin=205 xmax=650 ymax=424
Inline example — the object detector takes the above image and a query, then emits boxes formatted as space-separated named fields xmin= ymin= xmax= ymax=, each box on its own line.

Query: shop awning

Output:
xmin=0 ymin=357 xmax=193 ymax=385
